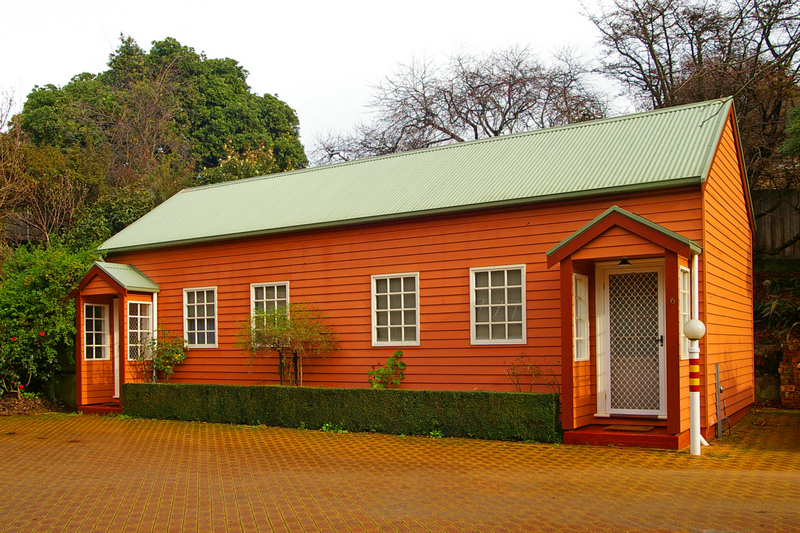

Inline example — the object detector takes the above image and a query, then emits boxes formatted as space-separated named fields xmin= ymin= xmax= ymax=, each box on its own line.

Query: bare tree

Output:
xmin=586 ymin=0 xmax=800 ymax=255
xmin=312 ymin=47 xmax=607 ymax=165
xmin=0 ymin=92 xmax=24 ymax=229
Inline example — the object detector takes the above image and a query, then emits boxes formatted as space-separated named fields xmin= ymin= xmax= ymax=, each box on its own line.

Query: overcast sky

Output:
xmin=1 ymin=0 xmax=621 ymax=148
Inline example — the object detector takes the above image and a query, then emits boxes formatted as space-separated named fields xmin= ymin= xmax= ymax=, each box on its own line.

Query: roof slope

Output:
xmin=100 ymin=98 xmax=734 ymax=253
xmin=93 ymin=262 xmax=160 ymax=293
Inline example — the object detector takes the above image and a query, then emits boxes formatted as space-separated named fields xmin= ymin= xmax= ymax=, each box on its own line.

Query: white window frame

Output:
xmin=183 ymin=287 xmax=218 ymax=348
xmin=371 ymin=272 xmax=420 ymax=347
xmin=679 ymin=266 xmax=691 ymax=360
xmin=250 ymin=281 xmax=290 ymax=314
xmin=127 ymin=301 xmax=153 ymax=361
xmin=84 ymin=303 xmax=110 ymax=361
xmin=573 ymin=274 xmax=590 ymax=362
xmin=470 ymin=264 xmax=527 ymax=345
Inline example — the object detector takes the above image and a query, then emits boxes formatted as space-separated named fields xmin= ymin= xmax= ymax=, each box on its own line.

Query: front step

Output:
xmin=78 ymin=403 xmax=122 ymax=415
xmin=564 ymin=424 xmax=689 ymax=449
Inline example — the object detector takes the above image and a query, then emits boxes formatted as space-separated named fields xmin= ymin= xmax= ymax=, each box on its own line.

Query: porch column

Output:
xmin=665 ymin=251 xmax=681 ymax=435
xmin=559 ymin=257 xmax=575 ymax=430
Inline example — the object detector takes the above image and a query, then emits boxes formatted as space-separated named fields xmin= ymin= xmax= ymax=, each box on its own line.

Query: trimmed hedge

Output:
xmin=121 ymin=383 xmax=561 ymax=443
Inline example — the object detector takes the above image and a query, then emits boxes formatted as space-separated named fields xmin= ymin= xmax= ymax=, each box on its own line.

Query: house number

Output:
xmin=670 ymin=297 xmax=676 ymax=304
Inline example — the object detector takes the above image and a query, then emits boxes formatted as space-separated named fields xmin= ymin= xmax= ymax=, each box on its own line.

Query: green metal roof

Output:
xmin=99 ymin=98 xmax=734 ymax=253
xmin=93 ymin=262 xmax=160 ymax=293
xmin=546 ymin=205 xmax=703 ymax=258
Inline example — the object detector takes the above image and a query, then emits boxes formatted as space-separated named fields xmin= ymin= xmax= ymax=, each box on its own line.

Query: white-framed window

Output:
xmin=128 ymin=302 xmax=152 ymax=360
xmin=251 ymin=282 xmax=289 ymax=313
xmin=84 ymin=304 xmax=109 ymax=360
xmin=470 ymin=265 xmax=526 ymax=344
xmin=184 ymin=287 xmax=217 ymax=348
xmin=573 ymin=274 xmax=589 ymax=362
xmin=371 ymin=273 xmax=419 ymax=346
xmin=679 ymin=267 xmax=691 ymax=360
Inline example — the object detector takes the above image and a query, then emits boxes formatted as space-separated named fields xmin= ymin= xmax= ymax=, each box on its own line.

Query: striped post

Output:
xmin=685 ymin=319 xmax=706 ymax=456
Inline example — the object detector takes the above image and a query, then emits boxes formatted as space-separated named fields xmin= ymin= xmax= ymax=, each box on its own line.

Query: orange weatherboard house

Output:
xmin=73 ymin=98 xmax=754 ymax=448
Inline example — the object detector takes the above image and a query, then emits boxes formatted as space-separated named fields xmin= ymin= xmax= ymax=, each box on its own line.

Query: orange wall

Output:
xmin=105 ymin=188 xmax=706 ymax=394
xmin=701 ymin=114 xmax=755 ymax=428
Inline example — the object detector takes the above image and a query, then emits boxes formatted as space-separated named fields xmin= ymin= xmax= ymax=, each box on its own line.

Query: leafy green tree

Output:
xmin=236 ymin=303 xmax=338 ymax=386
xmin=20 ymin=35 xmax=307 ymax=177
xmin=0 ymin=242 xmax=97 ymax=397
xmin=784 ymin=107 xmax=800 ymax=157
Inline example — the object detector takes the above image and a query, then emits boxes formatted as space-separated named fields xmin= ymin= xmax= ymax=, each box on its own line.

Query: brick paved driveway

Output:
xmin=1 ymin=409 xmax=798 ymax=532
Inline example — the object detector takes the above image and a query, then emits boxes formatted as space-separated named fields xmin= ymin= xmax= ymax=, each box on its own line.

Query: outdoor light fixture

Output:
xmin=618 ymin=258 xmax=631 ymax=266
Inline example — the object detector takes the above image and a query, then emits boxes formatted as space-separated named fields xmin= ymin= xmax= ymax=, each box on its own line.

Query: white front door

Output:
xmin=596 ymin=262 xmax=666 ymax=417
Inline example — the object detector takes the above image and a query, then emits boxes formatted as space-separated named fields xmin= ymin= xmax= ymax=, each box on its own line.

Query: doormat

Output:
xmin=604 ymin=425 xmax=654 ymax=432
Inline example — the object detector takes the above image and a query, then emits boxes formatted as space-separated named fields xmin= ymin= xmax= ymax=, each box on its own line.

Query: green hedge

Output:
xmin=121 ymin=383 xmax=561 ymax=443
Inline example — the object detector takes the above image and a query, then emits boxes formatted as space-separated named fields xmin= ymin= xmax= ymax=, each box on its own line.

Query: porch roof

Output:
xmin=545 ymin=206 xmax=702 ymax=267
xmin=90 ymin=262 xmax=160 ymax=293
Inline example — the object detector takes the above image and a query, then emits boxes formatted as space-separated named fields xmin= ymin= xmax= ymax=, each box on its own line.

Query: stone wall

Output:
xmin=780 ymin=350 xmax=800 ymax=408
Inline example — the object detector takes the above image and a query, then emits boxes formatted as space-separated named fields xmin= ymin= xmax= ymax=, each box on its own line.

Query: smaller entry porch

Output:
xmin=547 ymin=206 xmax=702 ymax=448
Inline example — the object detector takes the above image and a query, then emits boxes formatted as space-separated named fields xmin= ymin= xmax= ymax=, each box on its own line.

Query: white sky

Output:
xmin=1 ymin=0 xmax=619 ymax=149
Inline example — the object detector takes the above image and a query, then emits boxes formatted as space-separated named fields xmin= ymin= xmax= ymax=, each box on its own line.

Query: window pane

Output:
xmin=389 ymin=277 xmax=401 ymax=292
xmin=255 ymin=301 xmax=264 ymax=311
xmin=187 ymin=319 xmax=196 ymax=332
xmin=491 ymin=270 xmax=505 ymax=287
xmin=187 ymin=306 xmax=195 ymax=318
xmin=376 ymin=278 xmax=387 ymax=293
xmin=255 ymin=287 xmax=264 ymax=300
xmin=376 ymin=294 xmax=388 ymax=310
xmin=206 ymin=318 xmax=215 ymax=331
xmin=404 ymin=327 xmax=416 ymax=342
xmin=491 ymin=324 xmax=506 ymax=339
xmin=196 ymin=291 xmax=204 ymax=304
xmin=491 ymin=288 xmax=505 ymax=304
xmin=95 ymin=333 xmax=104 ymax=345
xmin=508 ymin=305 xmax=522 ymax=321
xmin=197 ymin=332 xmax=206 ymax=345
xmin=403 ymin=277 xmax=415 ymax=291
xmin=277 ymin=285 xmax=286 ymax=299
xmin=206 ymin=291 xmax=214 ymax=303
xmin=390 ymin=310 xmax=402 ymax=326
xmin=206 ymin=304 xmax=214 ymax=317
xmin=404 ymin=310 xmax=416 ymax=325
xmin=86 ymin=306 xmax=94 ymax=319
xmin=196 ymin=319 xmax=205 ymax=332
xmin=507 ymin=287 xmax=522 ymax=304
xmin=390 ymin=327 xmax=402 ymax=341
xmin=507 ymin=323 xmax=523 ymax=339
xmin=85 ymin=347 xmax=92 ymax=359
xmin=403 ymin=293 xmax=416 ymax=308
xmin=476 ymin=307 xmax=490 ymax=323
xmin=377 ymin=311 xmax=388 ymax=326
xmin=377 ymin=327 xmax=388 ymax=342
xmin=476 ymin=324 xmax=490 ymax=340
xmin=389 ymin=294 xmax=401 ymax=309
xmin=187 ymin=292 xmax=195 ymax=304
xmin=265 ymin=286 xmax=275 ymax=299
xmin=188 ymin=332 xmax=196 ymax=345
xmin=265 ymin=301 xmax=275 ymax=311
xmin=94 ymin=306 xmax=104 ymax=319
xmin=475 ymin=289 xmax=489 ymax=305
xmin=207 ymin=332 xmax=216 ymax=344
xmin=129 ymin=316 xmax=138 ymax=330
xmin=507 ymin=269 xmax=522 ymax=286
xmin=491 ymin=306 xmax=506 ymax=322
xmin=475 ymin=271 xmax=489 ymax=288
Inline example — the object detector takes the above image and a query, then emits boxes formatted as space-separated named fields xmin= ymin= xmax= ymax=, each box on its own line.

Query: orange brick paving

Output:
xmin=0 ymin=409 xmax=798 ymax=532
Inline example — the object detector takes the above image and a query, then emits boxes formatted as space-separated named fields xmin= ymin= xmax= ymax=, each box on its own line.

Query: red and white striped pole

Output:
xmin=685 ymin=253 xmax=706 ymax=456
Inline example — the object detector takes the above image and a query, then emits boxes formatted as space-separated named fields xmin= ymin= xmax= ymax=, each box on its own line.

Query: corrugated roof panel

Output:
xmin=99 ymin=98 xmax=733 ymax=252
xmin=94 ymin=262 xmax=160 ymax=293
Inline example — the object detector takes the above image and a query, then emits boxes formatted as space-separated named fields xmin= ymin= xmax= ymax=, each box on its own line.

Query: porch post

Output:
xmin=560 ymin=257 xmax=575 ymax=430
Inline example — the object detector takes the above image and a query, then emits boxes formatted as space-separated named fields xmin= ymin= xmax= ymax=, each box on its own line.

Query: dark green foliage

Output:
xmin=367 ymin=350 xmax=406 ymax=388
xmin=20 ymin=35 xmax=307 ymax=175
xmin=121 ymin=383 xmax=561 ymax=443
xmin=0 ymin=243 xmax=97 ymax=397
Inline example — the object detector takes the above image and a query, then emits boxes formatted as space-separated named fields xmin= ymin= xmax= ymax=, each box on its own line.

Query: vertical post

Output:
xmin=715 ymin=363 xmax=722 ymax=438
xmin=687 ymin=253 xmax=705 ymax=456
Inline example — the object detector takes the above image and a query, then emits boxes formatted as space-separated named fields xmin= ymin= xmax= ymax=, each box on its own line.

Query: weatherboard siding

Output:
xmin=106 ymin=188 xmax=705 ymax=392
xmin=702 ymin=114 xmax=754 ymax=429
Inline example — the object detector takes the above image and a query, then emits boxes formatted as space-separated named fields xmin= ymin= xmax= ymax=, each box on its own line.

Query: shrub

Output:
xmin=121 ymin=383 xmax=561 ymax=443
xmin=367 ymin=350 xmax=406 ymax=388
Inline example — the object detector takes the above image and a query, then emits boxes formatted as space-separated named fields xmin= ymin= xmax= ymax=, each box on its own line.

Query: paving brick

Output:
xmin=0 ymin=410 xmax=799 ymax=531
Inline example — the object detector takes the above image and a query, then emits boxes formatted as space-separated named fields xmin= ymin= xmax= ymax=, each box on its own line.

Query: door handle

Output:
xmin=655 ymin=335 xmax=664 ymax=346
